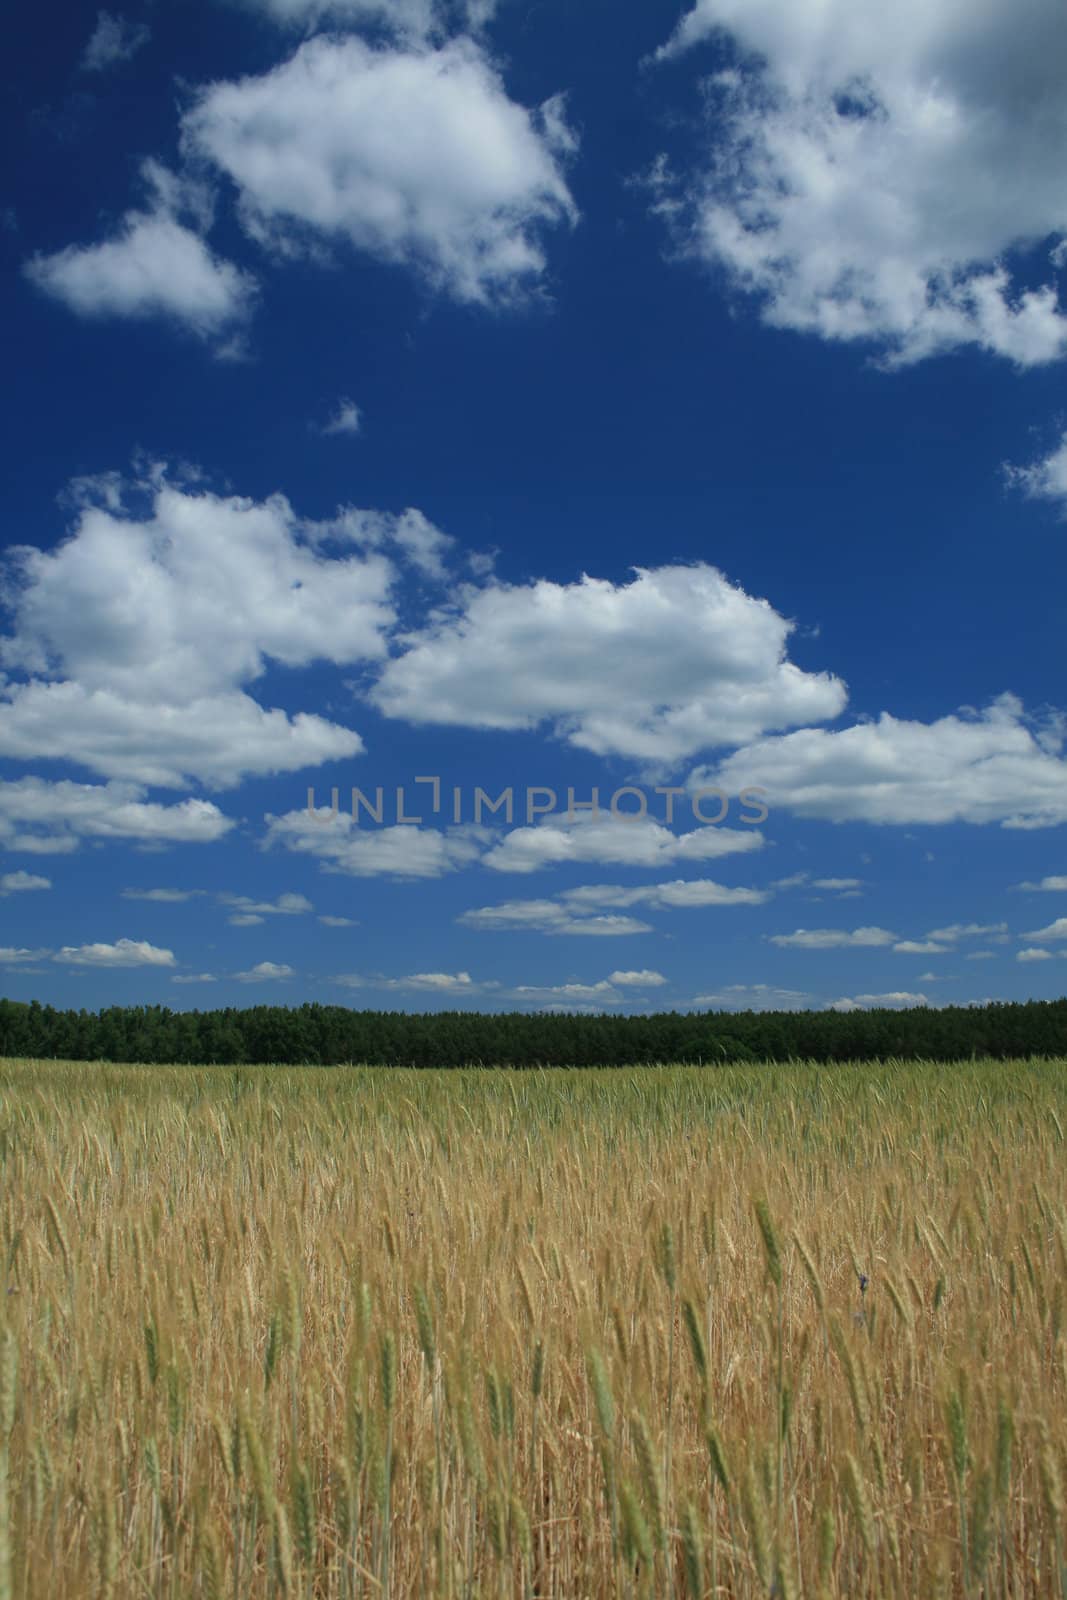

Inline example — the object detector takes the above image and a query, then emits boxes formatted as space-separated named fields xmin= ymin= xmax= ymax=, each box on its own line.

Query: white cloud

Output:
xmin=172 ymin=972 xmax=218 ymax=984
xmin=81 ymin=11 xmax=150 ymax=72
xmin=234 ymin=961 xmax=295 ymax=981
xmin=0 ymin=778 xmax=232 ymax=852
xmin=1021 ymin=917 xmax=1067 ymax=942
xmin=238 ymin=0 xmax=498 ymax=36
xmin=266 ymin=808 xmax=486 ymax=878
xmin=458 ymin=875 xmax=765 ymax=934
xmin=320 ymin=505 xmax=453 ymax=580
xmin=828 ymin=991 xmax=930 ymax=1011
xmin=320 ymin=397 xmax=362 ymax=436
xmin=769 ymin=926 xmax=896 ymax=949
xmin=510 ymin=979 xmax=623 ymax=1006
xmin=318 ymin=914 xmax=357 ymax=926
xmin=337 ymin=969 xmax=478 ymax=992
xmin=0 ymin=474 xmax=396 ymax=787
xmin=536 ymin=1002 xmax=611 ymax=1015
xmin=704 ymin=695 xmax=1067 ymax=827
xmin=772 ymin=871 xmax=863 ymax=898
xmin=893 ymin=939 xmax=949 ymax=954
xmin=458 ymin=898 xmax=652 ymax=936
xmin=609 ymin=969 xmax=668 ymax=987
xmin=184 ymin=36 xmax=576 ymax=305
xmin=26 ymin=173 xmax=253 ymax=340
xmin=1017 ymin=947 xmax=1054 ymax=962
xmin=692 ymin=982 xmax=810 ymax=1009
xmin=122 ymin=887 xmax=207 ymax=902
xmin=0 ymin=688 xmax=365 ymax=791
xmin=483 ymin=812 xmax=764 ymax=873
xmin=1006 ymin=433 xmax=1067 ymax=511
xmin=0 ymin=948 xmax=50 ymax=965
xmin=220 ymin=891 xmax=314 ymax=921
xmin=926 ymin=921 xmax=1010 ymax=941
xmin=653 ymin=0 xmax=1067 ymax=366
xmin=374 ymin=563 xmax=846 ymax=763
xmin=561 ymin=878 xmax=769 ymax=910
xmin=54 ymin=938 xmax=176 ymax=967
xmin=404 ymin=970 xmax=475 ymax=990
xmin=1015 ymin=875 xmax=1067 ymax=891
xmin=235 ymin=0 xmax=435 ymax=36
xmin=0 ymin=871 xmax=50 ymax=896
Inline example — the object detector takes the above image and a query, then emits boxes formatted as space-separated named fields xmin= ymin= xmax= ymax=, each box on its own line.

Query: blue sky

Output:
xmin=2 ymin=0 xmax=1067 ymax=1016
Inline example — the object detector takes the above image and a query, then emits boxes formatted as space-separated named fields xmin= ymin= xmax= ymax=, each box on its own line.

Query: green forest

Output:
xmin=0 ymin=994 xmax=1064 ymax=1065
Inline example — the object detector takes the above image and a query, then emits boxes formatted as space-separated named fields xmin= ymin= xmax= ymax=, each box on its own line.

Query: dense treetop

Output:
xmin=0 ymin=996 xmax=1064 ymax=1066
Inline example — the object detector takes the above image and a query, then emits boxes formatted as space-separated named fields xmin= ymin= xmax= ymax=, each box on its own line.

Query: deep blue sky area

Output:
xmin=1 ymin=0 xmax=1066 ymax=1016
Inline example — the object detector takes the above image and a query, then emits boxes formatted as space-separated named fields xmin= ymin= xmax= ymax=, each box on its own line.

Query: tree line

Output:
xmin=0 ymin=995 xmax=1064 ymax=1066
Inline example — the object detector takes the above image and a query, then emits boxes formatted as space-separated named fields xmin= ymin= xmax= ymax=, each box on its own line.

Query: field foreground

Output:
xmin=0 ymin=1058 xmax=1065 ymax=1598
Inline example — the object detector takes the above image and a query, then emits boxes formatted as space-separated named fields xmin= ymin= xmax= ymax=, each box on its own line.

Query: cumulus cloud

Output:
xmin=234 ymin=0 xmax=436 ymax=37
xmin=458 ymin=898 xmax=652 ymax=936
xmin=336 ymin=969 xmax=479 ymax=991
xmin=609 ymin=969 xmax=668 ymax=987
xmin=774 ymin=872 xmax=864 ymax=897
xmin=122 ymin=887 xmax=207 ymax=902
xmin=458 ymin=874 xmax=765 ymax=934
xmin=0 ymin=871 xmax=50 ymax=896
xmin=319 ymin=397 xmax=362 ymax=436
xmin=236 ymin=0 xmax=497 ymax=36
xmin=26 ymin=164 xmax=254 ymax=341
xmin=220 ymin=892 xmax=313 ymax=925
xmin=234 ymin=961 xmax=295 ymax=981
xmin=172 ymin=972 xmax=218 ymax=984
xmin=1021 ymin=917 xmax=1067 ymax=942
xmin=483 ymin=812 xmax=764 ymax=873
xmin=926 ymin=921 xmax=1010 ymax=942
xmin=400 ymin=970 xmax=475 ymax=990
xmin=769 ymin=926 xmax=897 ymax=949
xmin=1015 ymin=874 xmax=1067 ymax=891
xmin=560 ymin=878 xmax=769 ymax=910
xmin=509 ymin=979 xmax=624 ymax=1006
xmin=1017 ymin=947 xmax=1054 ymax=962
xmin=183 ymin=36 xmax=576 ymax=305
xmin=81 ymin=11 xmax=150 ymax=71
xmin=266 ymin=808 xmax=486 ymax=878
xmin=1005 ymin=433 xmax=1067 ymax=511
xmin=0 ymin=778 xmax=232 ymax=853
xmin=828 ymin=992 xmax=930 ymax=1011
xmin=703 ymin=695 xmax=1067 ymax=828
xmin=0 ymin=474 xmax=397 ymax=787
xmin=318 ymin=914 xmax=357 ymax=926
xmin=893 ymin=939 xmax=949 ymax=954
xmin=653 ymin=0 xmax=1067 ymax=365
xmin=0 ymin=688 xmax=366 ymax=791
xmin=319 ymin=505 xmax=453 ymax=580
xmin=692 ymin=982 xmax=810 ymax=1010
xmin=374 ymin=563 xmax=846 ymax=764
xmin=54 ymin=938 xmax=176 ymax=967
xmin=0 ymin=948 xmax=51 ymax=966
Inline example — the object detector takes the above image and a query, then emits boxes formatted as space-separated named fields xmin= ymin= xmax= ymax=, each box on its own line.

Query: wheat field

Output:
xmin=0 ymin=1057 xmax=1065 ymax=1598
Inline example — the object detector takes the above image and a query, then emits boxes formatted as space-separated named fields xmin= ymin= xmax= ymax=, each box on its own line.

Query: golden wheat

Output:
xmin=0 ymin=1056 xmax=1064 ymax=1596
